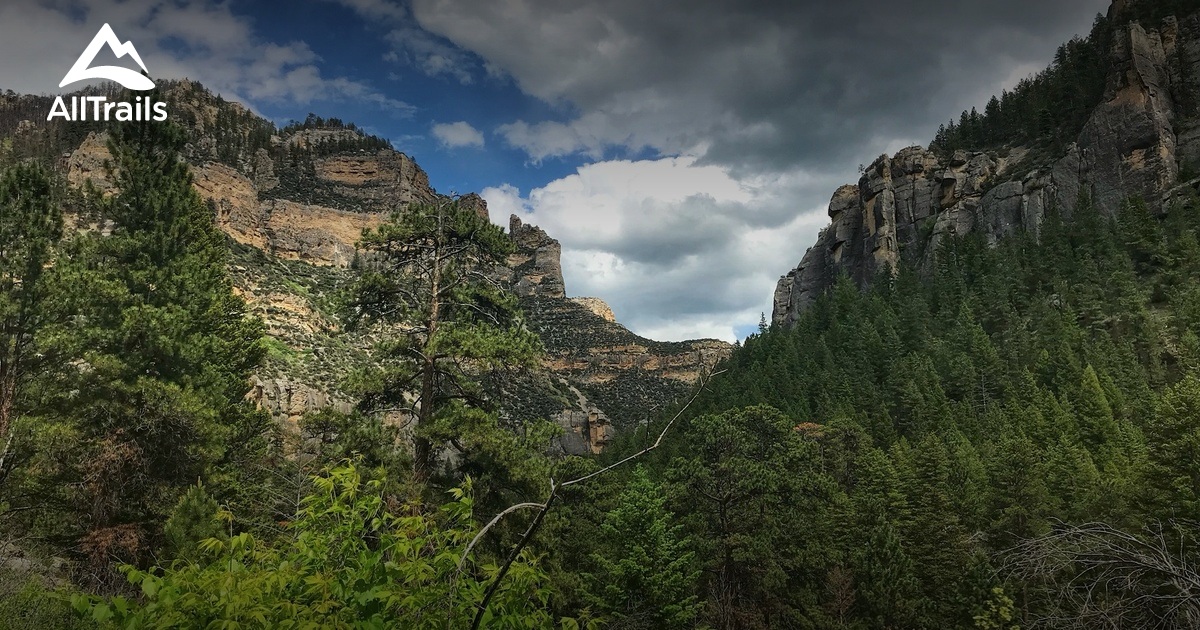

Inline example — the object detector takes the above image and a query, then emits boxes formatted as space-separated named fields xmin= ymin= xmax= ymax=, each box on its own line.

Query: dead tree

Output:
xmin=1006 ymin=520 xmax=1200 ymax=629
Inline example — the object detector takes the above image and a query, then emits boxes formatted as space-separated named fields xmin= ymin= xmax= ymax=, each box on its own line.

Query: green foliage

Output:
xmin=24 ymin=113 xmax=270 ymax=570
xmin=0 ymin=573 xmax=94 ymax=630
xmin=1142 ymin=375 xmax=1200 ymax=520
xmin=345 ymin=199 xmax=547 ymax=495
xmin=77 ymin=462 xmax=560 ymax=629
xmin=6 ymin=10 xmax=1200 ymax=623
xmin=973 ymin=587 xmax=1019 ymax=630
xmin=669 ymin=405 xmax=838 ymax=628
xmin=298 ymin=408 xmax=404 ymax=473
xmin=850 ymin=504 xmax=920 ymax=628
xmin=586 ymin=466 xmax=699 ymax=629
xmin=162 ymin=483 xmax=227 ymax=562
xmin=0 ymin=161 xmax=63 ymax=453
xmin=608 ymin=187 xmax=1200 ymax=626
xmin=930 ymin=13 xmax=1111 ymax=154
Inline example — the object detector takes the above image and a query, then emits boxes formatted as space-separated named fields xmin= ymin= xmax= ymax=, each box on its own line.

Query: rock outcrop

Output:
xmin=506 ymin=215 xmax=566 ymax=298
xmin=571 ymin=297 xmax=617 ymax=323
xmin=66 ymin=136 xmax=423 ymax=267
xmin=246 ymin=376 xmax=354 ymax=429
xmin=507 ymin=215 xmax=733 ymax=433
xmin=774 ymin=6 xmax=1200 ymax=326
xmin=29 ymin=80 xmax=728 ymax=456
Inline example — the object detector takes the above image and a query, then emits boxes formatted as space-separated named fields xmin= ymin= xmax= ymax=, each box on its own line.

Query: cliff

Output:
xmin=0 ymin=80 xmax=727 ymax=455
xmin=774 ymin=3 xmax=1200 ymax=326
xmin=504 ymin=216 xmax=732 ymax=433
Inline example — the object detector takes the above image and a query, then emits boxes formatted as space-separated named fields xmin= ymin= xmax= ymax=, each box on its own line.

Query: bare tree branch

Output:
xmin=456 ymin=502 xmax=547 ymax=573
xmin=1005 ymin=520 xmax=1200 ymax=629
xmin=457 ymin=368 xmax=725 ymax=629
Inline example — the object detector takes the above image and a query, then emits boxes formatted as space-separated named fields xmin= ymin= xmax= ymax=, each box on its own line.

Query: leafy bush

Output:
xmin=75 ymin=462 xmax=565 ymax=629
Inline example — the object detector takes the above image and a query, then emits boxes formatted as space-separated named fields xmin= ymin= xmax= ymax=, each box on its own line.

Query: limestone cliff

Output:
xmin=1 ymin=80 xmax=727 ymax=454
xmin=505 ymin=216 xmax=732 ymax=432
xmin=774 ymin=3 xmax=1200 ymax=326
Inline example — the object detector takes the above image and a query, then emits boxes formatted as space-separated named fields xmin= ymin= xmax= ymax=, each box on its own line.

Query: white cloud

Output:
xmin=432 ymin=121 xmax=485 ymax=148
xmin=483 ymin=157 xmax=833 ymax=342
xmin=419 ymin=0 xmax=1104 ymax=342
xmin=0 ymin=0 xmax=410 ymax=114
xmin=482 ymin=183 xmax=526 ymax=226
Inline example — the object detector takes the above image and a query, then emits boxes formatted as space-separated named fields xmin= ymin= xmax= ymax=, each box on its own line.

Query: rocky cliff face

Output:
xmin=504 ymin=215 xmax=732 ymax=433
xmin=6 ymin=81 xmax=728 ymax=455
xmin=774 ymin=4 xmax=1200 ymax=326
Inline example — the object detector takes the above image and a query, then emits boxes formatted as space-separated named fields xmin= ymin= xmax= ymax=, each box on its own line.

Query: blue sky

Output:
xmin=0 ymin=0 xmax=1109 ymax=342
xmin=231 ymin=1 xmax=584 ymax=197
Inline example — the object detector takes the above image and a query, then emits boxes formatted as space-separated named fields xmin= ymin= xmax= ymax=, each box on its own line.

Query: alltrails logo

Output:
xmin=48 ymin=24 xmax=168 ymax=122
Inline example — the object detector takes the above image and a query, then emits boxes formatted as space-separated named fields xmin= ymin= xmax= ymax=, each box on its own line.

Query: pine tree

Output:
xmin=346 ymin=200 xmax=543 ymax=487
xmin=588 ymin=466 xmax=700 ymax=629
xmin=671 ymin=405 xmax=836 ymax=627
xmin=1142 ymin=375 xmax=1200 ymax=521
xmin=852 ymin=505 xmax=920 ymax=629
xmin=849 ymin=449 xmax=919 ymax=627
xmin=0 ymin=162 xmax=63 ymax=471
xmin=163 ymin=483 xmax=226 ymax=561
xmin=986 ymin=432 xmax=1051 ymax=549
xmin=56 ymin=115 xmax=266 ymax=569
xmin=1073 ymin=364 xmax=1119 ymax=458
xmin=904 ymin=435 xmax=973 ymax=627
xmin=1044 ymin=434 xmax=1102 ymax=521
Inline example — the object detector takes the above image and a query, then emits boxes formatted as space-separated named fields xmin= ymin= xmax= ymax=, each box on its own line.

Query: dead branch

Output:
xmin=457 ymin=368 xmax=724 ymax=630
xmin=1005 ymin=520 xmax=1200 ymax=629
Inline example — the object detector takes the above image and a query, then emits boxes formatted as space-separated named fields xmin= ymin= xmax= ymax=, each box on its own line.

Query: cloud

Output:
xmin=325 ymin=0 xmax=409 ymax=22
xmin=411 ymin=0 xmax=1108 ymax=173
xmin=432 ymin=120 xmax=485 ymax=148
xmin=329 ymin=0 xmax=477 ymax=84
xmin=0 ymin=0 xmax=411 ymax=114
xmin=483 ymin=157 xmax=834 ymax=342
xmin=430 ymin=0 xmax=1108 ymax=341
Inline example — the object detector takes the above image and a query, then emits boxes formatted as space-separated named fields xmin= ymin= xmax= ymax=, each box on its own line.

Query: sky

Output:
xmin=0 ymin=0 xmax=1110 ymax=342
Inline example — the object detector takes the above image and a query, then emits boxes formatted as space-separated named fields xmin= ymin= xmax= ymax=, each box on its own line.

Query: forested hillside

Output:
xmin=600 ymin=192 xmax=1200 ymax=628
xmin=0 ymin=0 xmax=1198 ymax=629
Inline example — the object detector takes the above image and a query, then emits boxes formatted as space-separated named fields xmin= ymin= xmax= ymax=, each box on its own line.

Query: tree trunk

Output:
xmin=414 ymin=214 xmax=444 ymax=484
xmin=0 ymin=356 xmax=15 ymax=471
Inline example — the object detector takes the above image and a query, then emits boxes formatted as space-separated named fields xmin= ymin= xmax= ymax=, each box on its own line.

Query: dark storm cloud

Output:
xmin=411 ymin=0 xmax=1109 ymax=172
xmin=405 ymin=0 xmax=1112 ymax=341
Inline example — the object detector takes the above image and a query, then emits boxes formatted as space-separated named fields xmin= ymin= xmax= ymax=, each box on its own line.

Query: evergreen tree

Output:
xmin=1072 ymin=364 xmax=1119 ymax=459
xmin=986 ymin=432 xmax=1052 ymax=549
xmin=1044 ymin=434 xmax=1102 ymax=521
xmin=0 ymin=162 xmax=62 ymax=471
xmin=54 ymin=115 xmax=266 ymax=570
xmin=1142 ymin=375 xmax=1200 ymax=521
xmin=163 ymin=483 xmax=226 ymax=561
xmin=346 ymin=200 xmax=544 ymax=489
xmin=851 ymin=505 xmax=920 ymax=629
xmin=670 ymin=405 xmax=836 ymax=628
xmin=587 ymin=466 xmax=699 ymax=629
xmin=904 ymin=435 xmax=974 ymax=627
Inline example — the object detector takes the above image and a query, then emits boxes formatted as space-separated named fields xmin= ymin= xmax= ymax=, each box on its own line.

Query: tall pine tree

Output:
xmin=0 ymin=162 xmax=63 ymax=475
xmin=346 ymin=200 xmax=543 ymax=490
xmin=55 ymin=116 xmax=265 ymax=571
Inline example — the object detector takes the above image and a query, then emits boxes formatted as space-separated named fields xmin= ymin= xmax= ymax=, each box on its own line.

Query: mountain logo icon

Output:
xmin=59 ymin=24 xmax=155 ymax=91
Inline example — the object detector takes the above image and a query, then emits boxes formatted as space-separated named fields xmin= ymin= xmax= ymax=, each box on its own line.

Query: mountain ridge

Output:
xmin=0 ymin=80 xmax=730 ymax=454
xmin=773 ymin=1 xmax=1199 ymax=326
